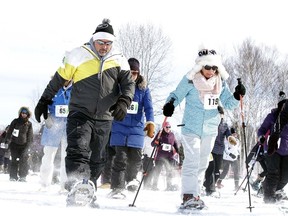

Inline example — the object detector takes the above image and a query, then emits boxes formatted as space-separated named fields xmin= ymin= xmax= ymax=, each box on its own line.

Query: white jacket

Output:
xmin=223 ymin=137 xmax=240 ymax=161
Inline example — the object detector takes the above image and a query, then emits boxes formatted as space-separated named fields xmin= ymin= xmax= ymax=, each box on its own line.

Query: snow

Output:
xmin=0 ymin=172 xmax=287 ymax=215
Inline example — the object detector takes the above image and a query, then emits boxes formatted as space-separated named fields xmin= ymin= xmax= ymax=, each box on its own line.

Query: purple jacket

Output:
xmin=151 ymin=130 xmax=179 ymax=161
xmin=257 ymin=108 xmax=288 ymax=156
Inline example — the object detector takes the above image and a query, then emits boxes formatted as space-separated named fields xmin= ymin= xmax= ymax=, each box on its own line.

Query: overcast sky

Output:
xmin=0 ymin=0 xmax=287 ymax=129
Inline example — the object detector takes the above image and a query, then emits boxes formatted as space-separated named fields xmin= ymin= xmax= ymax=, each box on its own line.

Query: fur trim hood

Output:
xmin=136 ymin=75 xmax=147 ymax=90
xmin=18 ymin=106 xmax=32 ymax=118
xmin=186 ymin=46 xmax=229 ymax=81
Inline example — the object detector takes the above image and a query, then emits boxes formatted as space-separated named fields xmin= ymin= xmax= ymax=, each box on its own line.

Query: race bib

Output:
xmin=162 ymin=143 xmax=172 ymax=151
xmin=203 ymin=94 xmax=219 ymax=110
xmin=127 ymin=101 xmax=138 ymax=114
xmin=12 ymin=129 xmax=19 ymax=137
xmin=0 ymin=143 xmax=8 ymax=149
xmin=55 ymin=105 xmax=69 ymax=117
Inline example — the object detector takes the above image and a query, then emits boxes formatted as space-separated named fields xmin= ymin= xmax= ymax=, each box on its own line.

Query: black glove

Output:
xmin=258 ymin=136 xmax=265 ymax=144
xmin=217 ymin=106 xmax=224 ymax=115
xmin=229 ymin=153 xmax=236 ymax=159
xmin=233 ymin=83 xmax=246 ymax=100
xmin=163 ymin=98 xmax=175 ymax=117
xmin=109 ymin=96 xmax=131 ymax=121
xmin=34 ymin=97 xmax=53 ymax=123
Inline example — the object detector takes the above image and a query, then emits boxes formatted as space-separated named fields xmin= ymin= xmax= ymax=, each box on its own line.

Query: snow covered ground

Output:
xmin=0 ymin=172 xmax=287 ymax=215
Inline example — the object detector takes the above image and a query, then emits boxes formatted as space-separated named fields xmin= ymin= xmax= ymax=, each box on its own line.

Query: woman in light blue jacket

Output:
xmin=163 ymin=47 xmax=246 ymax=211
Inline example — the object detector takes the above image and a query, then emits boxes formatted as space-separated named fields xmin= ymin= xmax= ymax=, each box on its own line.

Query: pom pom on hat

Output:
xmin=128 ymin=58 xmax=140 ymax=72
xmin=92 ymin=18 xmax=115 ymax=42
xmin=186 ymin=44 xmax=229 ymax=80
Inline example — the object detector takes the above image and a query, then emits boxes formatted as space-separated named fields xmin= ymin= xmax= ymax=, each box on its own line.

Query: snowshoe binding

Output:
xmin=126 ymin=179 xmax=140 ymax=192
xmin=66 ymin=179 xmax=97 ymax=207
xmin=178 ymin=194 xmax=207 ymax=213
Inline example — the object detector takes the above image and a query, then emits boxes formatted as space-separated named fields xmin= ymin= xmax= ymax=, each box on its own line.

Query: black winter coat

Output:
xmin=5 ymin=118 xmax=33 ymax=147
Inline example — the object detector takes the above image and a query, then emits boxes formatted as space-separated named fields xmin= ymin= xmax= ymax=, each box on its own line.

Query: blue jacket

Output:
xmin=166 ymin=75 xmax=238 ymax=137
xmin=110 ymin=76 xmax=154 ymax=149
xmin=257 ymin=108 xmax=288 ymax=156
xmin=41 ymin=85 xmax=72 ymax=147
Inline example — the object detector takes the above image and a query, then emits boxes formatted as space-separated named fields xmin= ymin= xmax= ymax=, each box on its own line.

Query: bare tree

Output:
xmin=117 ymin=23 xmax=173 ymax=114
xmin=223 ymin=38 xmax=286 ymax=175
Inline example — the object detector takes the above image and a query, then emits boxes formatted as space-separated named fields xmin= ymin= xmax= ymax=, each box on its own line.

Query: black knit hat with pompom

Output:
xmin=92 ymin=18 xmax=115 ymax=41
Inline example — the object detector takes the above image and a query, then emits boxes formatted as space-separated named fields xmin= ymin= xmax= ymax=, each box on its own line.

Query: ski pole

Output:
xmin=129 ymin=116 xmax=168 ymax=207
xmin=234 ymin=142 xmax=261 ymax=195
xmin=237 ymin=78 xmax=254 ymax=212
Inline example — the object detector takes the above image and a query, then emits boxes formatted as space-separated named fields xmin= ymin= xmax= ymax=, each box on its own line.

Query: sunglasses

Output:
xmin=95 ymin=40 xmax=113 ymax=46
xmin=198 ymin=49 xmax=217 ymax=57
xmin=204 ymin=65 xmax=218 ymax=71
xmin=165 ymin=126 xmax=171 ymax=128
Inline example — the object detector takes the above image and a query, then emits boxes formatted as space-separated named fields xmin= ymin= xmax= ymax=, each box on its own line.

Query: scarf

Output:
xmin=192 ymin=72 xmax=222 ymax=103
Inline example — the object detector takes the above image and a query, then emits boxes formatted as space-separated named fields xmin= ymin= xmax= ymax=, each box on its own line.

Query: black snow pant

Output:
xmin=212 ymin=153 xmax=223 ymax=183
xmin=263 ymin=152 xmax=288 ymax=202
xmin=65 ymin=112 xmax=112 ymax=190
xmin=203 ymin=159 xmax=216 ymax=193
xmin=110 ymin=146 xmax=142 ymax=189
xmin=9 ymin=143 xmax=29 ymax=180
xmin=101 ymin=145 xmax=115 ymax=184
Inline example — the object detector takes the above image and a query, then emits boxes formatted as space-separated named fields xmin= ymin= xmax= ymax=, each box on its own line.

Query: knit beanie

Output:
xmin=92 ymin=18 xmax=115 ymax=41
xmin=128 ymin=58 xmax=140 ymax=72
xmin=186 ymin=44 xmax=229 ymax=80
xmin=163 ymin=121 xmax=171 ymax=128
xmin=279 ymin=91 xmax=286 ymax=103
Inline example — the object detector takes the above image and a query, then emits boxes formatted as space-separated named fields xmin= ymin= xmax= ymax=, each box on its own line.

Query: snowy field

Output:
xmin=0 ymin=172 xmax=287 ymax=215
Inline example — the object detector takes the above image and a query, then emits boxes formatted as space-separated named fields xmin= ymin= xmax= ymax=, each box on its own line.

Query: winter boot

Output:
xmin=251 ymin=176 xmax=264 ymax=191
xmin=98 ymin=183 xmax=111 ymax=189
xmin=234 ymin=180 xmax=239 ymax=191
xmin=126 ymin=179 xmax=140 ymax=192
xmin=4 ymin=167 xmax=9 ymax=174
xmin=0 ymin=165 xmax=4 ymax=173
xmin=216 ymin=179 xmax=224 ymax=189
xmin=18 ymin=177 xmax=27 ymax=182
xmin=275 ymin=189 xmax=288 ymax=201
xmin=179 ymin=194 xmax=206 ymax=210
xmin=107 ymin=188 xmax=126 ymax=199
xmin=166 ymin=184 xmax=179 ymax=191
